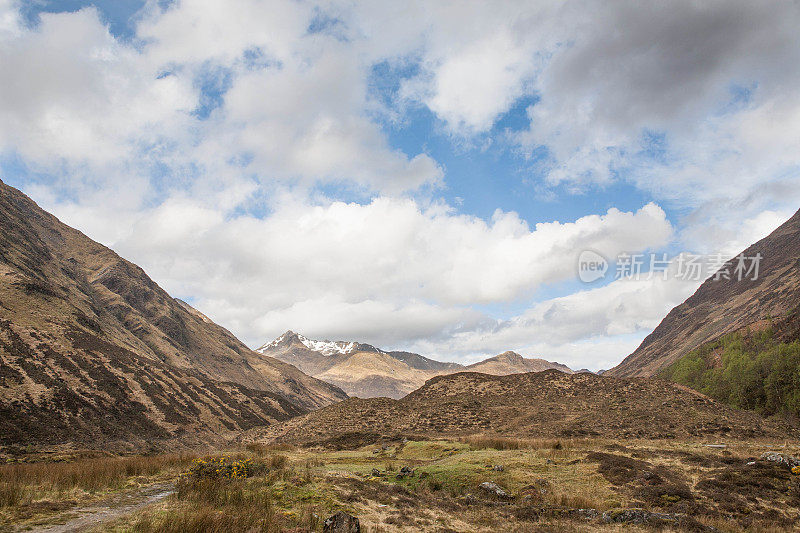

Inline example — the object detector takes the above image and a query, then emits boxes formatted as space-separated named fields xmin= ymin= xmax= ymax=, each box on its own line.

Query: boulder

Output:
xmin=396 ymin=465 xmax=415 ymax=479
xmin=479 ymin=481 xmax=511 ymax=499
xmin=323 ymin=511 xmax=360 ymax=533
xmin=760 ymin=452 xmax=800 ymax=468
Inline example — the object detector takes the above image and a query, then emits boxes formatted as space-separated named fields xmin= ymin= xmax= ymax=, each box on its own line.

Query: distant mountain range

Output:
xmin=0 ymin=179 xmax=346 ymax=450
xmin=610 ymin=207 xmax=800 ymax=377
xmin=257 ymin=331 xmax=573 ymax=398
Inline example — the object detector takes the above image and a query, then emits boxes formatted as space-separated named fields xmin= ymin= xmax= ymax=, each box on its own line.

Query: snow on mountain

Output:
xmin=257 ymin=330 xmax=378 ymax=356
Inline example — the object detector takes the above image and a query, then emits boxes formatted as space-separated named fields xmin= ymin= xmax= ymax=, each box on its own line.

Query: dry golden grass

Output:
xmin=460 ymin=435 xmax=569 ymax=451
xmin=0 ymin=454 xmax=194 ymax=508
xmin=244 ymin=442 xmax=295 ymax=456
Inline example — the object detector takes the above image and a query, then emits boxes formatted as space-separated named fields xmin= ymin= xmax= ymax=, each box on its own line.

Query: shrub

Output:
xmin=179 ymin=457 xmax=266 ymax=487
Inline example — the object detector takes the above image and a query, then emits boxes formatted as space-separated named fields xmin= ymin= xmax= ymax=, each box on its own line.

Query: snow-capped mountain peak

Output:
xmin=257 ymin=330 xmax=378 ymax=356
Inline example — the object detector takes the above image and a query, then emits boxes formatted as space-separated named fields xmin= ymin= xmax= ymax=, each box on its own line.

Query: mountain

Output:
xmin=465 ymin=350 xmax=573 ymax=375
xmin=257 ymin=331 xmax=462 ymax=398
xmin=609 ymin=208 xmax=800 ymax=377
xmin=241 ymin=370 xmax=793 ymax=445
xmin=257 ymin=331 xmax=573 ymax=398
xmin=0 ymin=179 xmax=346 ymax=450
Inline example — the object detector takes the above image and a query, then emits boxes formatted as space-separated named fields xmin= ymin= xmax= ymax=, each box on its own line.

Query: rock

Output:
xmin=602 ymin=508 xmax=678 ymax=524
xmin=760 ymin=452 xmax=800 ymax=468
xmin=491 ymin=465 xmax=504 ymax=472
xmin=746 ymin=461 xmax=756 ymax=466
xmin=396 ymin=466 xmax=415 ymax=479
xmin=546 ymin=459 xmax=555 ymax=465
xmin=370 ymin=468 xmax=382 ymax=477
xmin=479 ymin=481 xmax=511 ymax=499
xmin=601 ymin=509 xmax=717 ymax=531
xmin=323 ymin=511 xmax=360 ymax=533
xmin=381 ymin=444 xmax=389 ymax=451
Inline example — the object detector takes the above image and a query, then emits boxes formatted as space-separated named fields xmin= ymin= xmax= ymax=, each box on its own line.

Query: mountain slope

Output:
xmin=466 ymin=350 xmax=573 ymax=375
xmin=241 ymin=370 xmax=792 ymax=445
xmin=258 ymin=331 xmax=570 ymax=398
xmin=609 ymin=208 xmax=800 ymax=377
xmin=0 ymin=179 xmax=346 ymax=449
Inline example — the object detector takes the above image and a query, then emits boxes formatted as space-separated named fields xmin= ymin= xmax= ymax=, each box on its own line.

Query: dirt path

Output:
xmin=21 ymin=482 xmax=174 ymax=533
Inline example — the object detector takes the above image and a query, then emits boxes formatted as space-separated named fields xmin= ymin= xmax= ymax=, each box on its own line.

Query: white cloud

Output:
xmin=403 ymin=258 xmax=703 ymax=370
xmin=0 ymin=7 xmax=195 ymax=166
xmin=41 ymin=191 xmax=672 ymax=356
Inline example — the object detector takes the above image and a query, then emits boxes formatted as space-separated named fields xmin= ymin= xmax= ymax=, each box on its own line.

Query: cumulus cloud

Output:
xmin=40 ymin=190 xmax=672 ymax=354
xmin=517 ymin=1 xmax=800 ymax=212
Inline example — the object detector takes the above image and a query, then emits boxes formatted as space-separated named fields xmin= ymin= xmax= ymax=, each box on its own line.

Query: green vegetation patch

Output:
xmin=660 ymin=326 xmax=800 ymax=419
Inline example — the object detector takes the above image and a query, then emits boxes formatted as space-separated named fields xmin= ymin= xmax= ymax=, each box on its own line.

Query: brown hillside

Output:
xmin=241 ymin=370 xmax=792 ymax=445
xmin=610 ymin=208 xmax=800 ymax=377
xmin=0 ymin=179 xmax=346 ymax=450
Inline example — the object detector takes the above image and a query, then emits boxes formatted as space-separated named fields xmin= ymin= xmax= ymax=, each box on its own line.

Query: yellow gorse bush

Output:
xmin=180 ymin=456 xmax=264 ymax=485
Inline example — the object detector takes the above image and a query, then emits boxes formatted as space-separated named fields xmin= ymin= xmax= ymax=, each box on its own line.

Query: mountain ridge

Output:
xmin=0 ymin=179 xmax=346 ymax=450
xmin=609 ymin=207 xmax=800 ymax=377
xmin=257 ymin=330 xmax=572 ymax=398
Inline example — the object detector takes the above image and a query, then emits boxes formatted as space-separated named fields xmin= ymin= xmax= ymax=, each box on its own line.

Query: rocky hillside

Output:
xmin=0 ymin=179 xmax=346 ymax=450
xmin=258 ymin=331 xmax=571 ymax=398
xmin=242 ymin=370 xmax=793 ymax=445
xmin=610 ymin=208 xmax=800 ymax=377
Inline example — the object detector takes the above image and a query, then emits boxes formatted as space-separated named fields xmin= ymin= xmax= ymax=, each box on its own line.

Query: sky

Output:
xmin=1 ymin=0 xmax=799 ymax=370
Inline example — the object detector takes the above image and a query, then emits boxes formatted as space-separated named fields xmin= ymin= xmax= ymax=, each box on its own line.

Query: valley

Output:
xmin=1 ymin=179 xmax=800 ymax=532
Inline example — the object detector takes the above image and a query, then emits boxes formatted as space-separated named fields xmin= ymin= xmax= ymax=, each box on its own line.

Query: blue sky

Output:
xmin=2 ymin=0 xmax=799 ymax=369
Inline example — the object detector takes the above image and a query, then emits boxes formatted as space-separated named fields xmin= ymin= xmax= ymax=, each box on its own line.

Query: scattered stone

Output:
xmin=370 ymin=468 xmax=383 ymax=477
xmin=546 ymin=459 xmax=555 ymax=465
xmin=601 ymin=509 xmax=718 ymax=531
xmin=569 ymin=508 xmax=600 ymax=520
xmin=323 ymin=511 xmax=360 ymax=533
xmin=396 ymin=466 xmax=415 ymax=479
xmin=479 ymin=481 xmax=511 ymax=499
xmin=602 ymin=508 xmax=679 ymax=524
xmin=746 ymin=461 xmax=756 ymax=466
xmin=491 ymin=465 xmax=504 ymax=472
xmin=372 ymin=449 xmax=380 ymax=454
xmin=760 ymin=452 xmax=800 ymax=469
xmin=704 ymin=444 xmax=727 ymax=449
